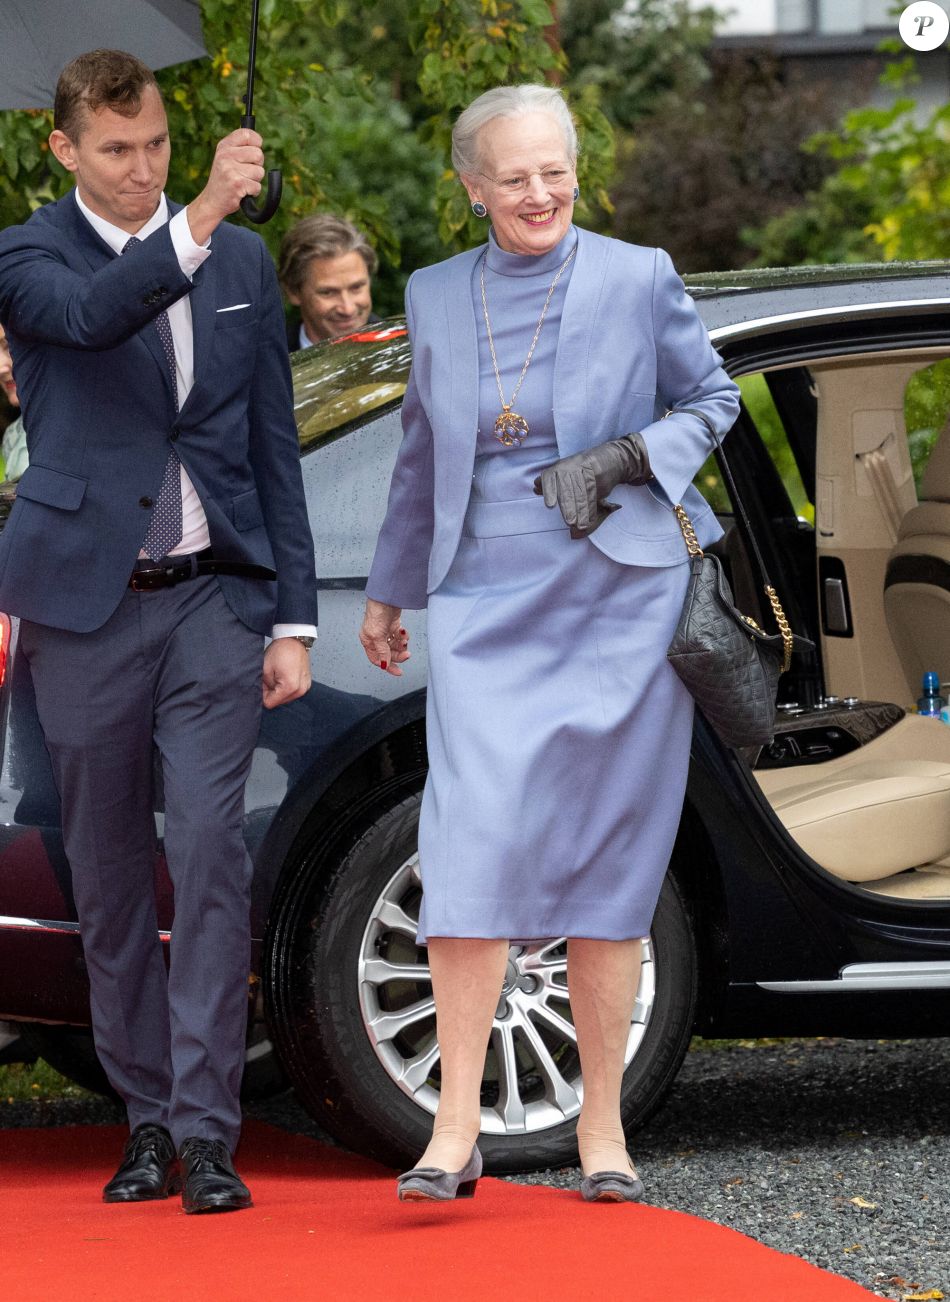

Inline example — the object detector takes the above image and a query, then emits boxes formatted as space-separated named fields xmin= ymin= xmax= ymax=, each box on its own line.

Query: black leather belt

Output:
xmin=129 ymin=547 xmax=277 ymax=592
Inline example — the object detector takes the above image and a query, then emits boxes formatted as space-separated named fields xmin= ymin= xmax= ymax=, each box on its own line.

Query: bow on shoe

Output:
xmin=533 ymin=433 xmax=652 ymax=538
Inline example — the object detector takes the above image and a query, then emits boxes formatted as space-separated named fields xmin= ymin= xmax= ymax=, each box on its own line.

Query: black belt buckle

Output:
xmin=129 ymin=567 xmax=164 ymax=593
xmin=129 ymin=563 xmax=183 ymax=592
xmin=130 ymin=551 xmax=217 ymax=591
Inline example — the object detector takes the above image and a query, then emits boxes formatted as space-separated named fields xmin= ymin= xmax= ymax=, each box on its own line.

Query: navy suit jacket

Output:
xmin=0 ymin=191 xmax=318 ymax=635
xmin=367 ymin=226 xmax=740 ymax=611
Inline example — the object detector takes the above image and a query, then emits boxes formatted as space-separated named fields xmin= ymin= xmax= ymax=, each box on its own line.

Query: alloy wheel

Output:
xmin=358 ymin=851 xmax=657 ymax=1135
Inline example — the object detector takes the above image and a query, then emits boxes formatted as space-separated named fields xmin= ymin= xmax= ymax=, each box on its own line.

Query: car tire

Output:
xmin=267 ymin=791 xmax=698 ymax=1174
xmin=20 ymin=1016 xmax=288 ymax=1102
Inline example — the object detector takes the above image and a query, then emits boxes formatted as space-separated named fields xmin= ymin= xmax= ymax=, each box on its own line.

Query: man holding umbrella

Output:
xmin=0 ymin=49 xmax=318 ymax=1212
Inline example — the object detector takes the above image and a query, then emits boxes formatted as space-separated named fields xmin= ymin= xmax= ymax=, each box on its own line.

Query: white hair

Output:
xmin=451 ymin=84 xmax=578 ymax=177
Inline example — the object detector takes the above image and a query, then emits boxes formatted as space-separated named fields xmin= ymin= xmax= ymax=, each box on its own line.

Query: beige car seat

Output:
xmin=755 ymin=717 xmax=950 ymax=897
xmin=884 ymin=420 xmax=950 ymax=697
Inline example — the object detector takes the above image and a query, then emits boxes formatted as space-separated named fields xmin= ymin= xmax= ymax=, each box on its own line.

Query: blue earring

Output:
xmin=471 ymin=201 xmax=488 ymax=218
xmin=573 ymin=186 xmax=580 ymax=201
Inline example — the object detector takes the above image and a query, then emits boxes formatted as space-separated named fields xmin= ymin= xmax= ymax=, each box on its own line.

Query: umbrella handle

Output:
xmin=241 ymin=169 xmax=282 ymax=224
xmin=239 ymin=110 xmax=282 ymax=224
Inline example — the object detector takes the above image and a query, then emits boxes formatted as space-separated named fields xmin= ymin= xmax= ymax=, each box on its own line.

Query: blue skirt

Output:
xmin=417 ymin=489 xmax=695 ymax=943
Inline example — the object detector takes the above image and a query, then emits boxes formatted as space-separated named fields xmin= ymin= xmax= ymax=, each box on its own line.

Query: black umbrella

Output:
xmin=238 ymin=0 xmax=282 ymax=225
xmin=0 ymin=0 xmax=209 ymax=110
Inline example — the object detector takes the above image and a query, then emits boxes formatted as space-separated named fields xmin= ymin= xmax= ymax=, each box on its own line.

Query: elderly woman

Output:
xmin=360 ymin=84 xmax=739 ymax=1203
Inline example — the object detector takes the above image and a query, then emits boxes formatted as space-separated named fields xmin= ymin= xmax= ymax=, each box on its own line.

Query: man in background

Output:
xmin=278 ymin=213 xmax=379 ymax=348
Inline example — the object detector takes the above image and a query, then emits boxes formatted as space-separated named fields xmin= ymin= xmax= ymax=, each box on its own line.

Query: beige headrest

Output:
xmin=895 ymin=502 xmax=950 ymax=544
xmin=920 ymin=418 xmax=950 ymax=502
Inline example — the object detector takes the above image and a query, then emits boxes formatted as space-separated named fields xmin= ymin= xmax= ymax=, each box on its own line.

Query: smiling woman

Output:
xmin=455 ymin=87 xmax=579 ymax=257
xmin=359 ymin=82 xmax=740 ymax=1204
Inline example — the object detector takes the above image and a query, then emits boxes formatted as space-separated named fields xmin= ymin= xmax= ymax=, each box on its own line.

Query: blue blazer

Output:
xmin=367 ymin=226 xmax=740 ymax=611
xmin=0 ymin=191 xmax=318 ymax=635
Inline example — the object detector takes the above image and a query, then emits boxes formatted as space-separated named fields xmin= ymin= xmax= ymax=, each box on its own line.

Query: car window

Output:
xmin=299 ymin=406 xmax=406 ymax=583
xmin=291 ymin=322 xmax=411 ymax=452
xmin=903 ymin=358 xmax=950 ymax=494
xmin=691 ymin=372 xmax=814 ymax=523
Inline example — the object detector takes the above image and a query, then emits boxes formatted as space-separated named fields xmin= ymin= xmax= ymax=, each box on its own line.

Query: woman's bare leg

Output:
xmin=567 ymin=937 xmax=643 ymax=1176
xmin=416 ymin=936 xmax=509 ymax=1172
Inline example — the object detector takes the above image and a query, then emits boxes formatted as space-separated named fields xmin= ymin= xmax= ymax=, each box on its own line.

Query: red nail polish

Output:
xmin=400 ymin=628 xmax=407 ymax=635
xmin=380 ymin=660 xmax=388 ymax=670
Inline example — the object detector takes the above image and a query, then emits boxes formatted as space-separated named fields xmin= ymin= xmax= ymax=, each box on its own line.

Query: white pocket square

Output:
xmin=216 ymin=303 xmax=251 ymax=313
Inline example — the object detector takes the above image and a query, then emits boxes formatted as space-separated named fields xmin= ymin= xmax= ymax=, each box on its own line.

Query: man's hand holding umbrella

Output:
xmin=186 ymin=127 xmax=266 ymax=244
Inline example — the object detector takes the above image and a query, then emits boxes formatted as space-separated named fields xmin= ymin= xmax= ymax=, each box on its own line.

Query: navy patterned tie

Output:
xmin=122 ymin=236 xmax=183 ymax=560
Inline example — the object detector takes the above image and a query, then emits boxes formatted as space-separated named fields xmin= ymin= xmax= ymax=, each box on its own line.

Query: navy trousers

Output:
xmin=20 ymin=577 xmax=263 ymax=1150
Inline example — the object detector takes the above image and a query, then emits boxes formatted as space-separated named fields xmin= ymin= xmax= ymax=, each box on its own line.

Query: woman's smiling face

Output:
xmin=463 ymin=111 xmax=577 ymax=257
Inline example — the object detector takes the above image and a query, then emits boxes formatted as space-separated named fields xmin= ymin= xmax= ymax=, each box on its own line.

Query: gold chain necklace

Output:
xmin=479 ymin=245 xmax=577 ymax=447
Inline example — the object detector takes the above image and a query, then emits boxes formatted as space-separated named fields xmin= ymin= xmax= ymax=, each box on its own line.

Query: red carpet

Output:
xmin=0 ymin=1121 xmax=876 ymax=1301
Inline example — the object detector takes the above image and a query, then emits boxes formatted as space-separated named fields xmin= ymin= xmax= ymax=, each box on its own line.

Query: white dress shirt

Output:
xmin=74 ymin=191 xmax=316 ymax=642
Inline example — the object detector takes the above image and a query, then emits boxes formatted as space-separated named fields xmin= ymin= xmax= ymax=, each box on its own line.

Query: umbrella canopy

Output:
xmin=0 ymin=0 xmax=208 ymax=110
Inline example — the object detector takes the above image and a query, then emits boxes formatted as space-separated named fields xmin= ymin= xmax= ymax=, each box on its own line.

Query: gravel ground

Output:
xmin=517 ymin=1036 xmax=950 ymax=1302
xmin=4 ymin=1036 xmax=947 ymax=1300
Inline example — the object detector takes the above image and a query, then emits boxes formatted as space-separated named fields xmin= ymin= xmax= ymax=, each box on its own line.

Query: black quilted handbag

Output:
xmin=666 ymin=412 xmax=812 ymax=747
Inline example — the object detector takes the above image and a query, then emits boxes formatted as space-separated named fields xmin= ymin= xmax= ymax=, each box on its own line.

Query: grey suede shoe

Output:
xmin=396 ymin=1145 xmax=482 ymax=1202
xmin=580 ymin=1168 xmax=645 ymax=1203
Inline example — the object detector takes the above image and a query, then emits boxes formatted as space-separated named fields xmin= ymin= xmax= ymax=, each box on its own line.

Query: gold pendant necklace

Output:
xmin=479 ymin=244 xmax=577 ymax=447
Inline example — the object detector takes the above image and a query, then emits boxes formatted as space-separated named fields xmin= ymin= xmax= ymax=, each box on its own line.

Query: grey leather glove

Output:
xmin=533 ymin=433 xmax=652 ymax=538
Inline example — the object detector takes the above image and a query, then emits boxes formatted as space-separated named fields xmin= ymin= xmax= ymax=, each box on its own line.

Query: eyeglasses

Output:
xmin=479 ymin=167 xmax=573 ymax=196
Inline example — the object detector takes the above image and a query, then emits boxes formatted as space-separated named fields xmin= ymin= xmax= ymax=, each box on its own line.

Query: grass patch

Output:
xmin=0 ymin=1059 xmax=92 ymax=1103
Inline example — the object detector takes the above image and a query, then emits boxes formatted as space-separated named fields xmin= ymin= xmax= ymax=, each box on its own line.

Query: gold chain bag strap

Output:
xmin=665 ymin=410 xmax=811 ymax=747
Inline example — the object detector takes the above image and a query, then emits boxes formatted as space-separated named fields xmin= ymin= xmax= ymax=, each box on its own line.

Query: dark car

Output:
xmin=2 ymin=265 xmax=950 ymax=1174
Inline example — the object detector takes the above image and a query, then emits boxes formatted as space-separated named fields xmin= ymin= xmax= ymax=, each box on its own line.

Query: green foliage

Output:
xmin=739 ymin=373 xmax=812 ymax=521
xmin=693 ymin=373 xmax=813 ymax=521
xmin=749 ymin=58 xmax=950 ymax=267
xmin=746 ymin=174 xmax=878 ymax=268
xmin=0 ymin=108 xmax=63 ymax=218
xmin=0 ymin=1058 xmax=87 ymax=1102
xmin=614 ymin=51 xmax=841 ymax=272
xmin=560 ymin=0 xmax=717 ymax=131
xmin=905 ymin=358 xmax=950 ymax=492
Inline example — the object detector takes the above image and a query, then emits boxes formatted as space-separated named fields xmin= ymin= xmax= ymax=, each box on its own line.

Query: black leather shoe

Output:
xmin=179 ymin=1137 xmax=253 ymax=1214
xmin=103 ymin=1123 xmax=180 ymax=1203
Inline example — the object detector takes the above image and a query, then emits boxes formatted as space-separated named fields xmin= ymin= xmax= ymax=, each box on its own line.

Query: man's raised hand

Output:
xmin=186 ymin=129 xmax=266 ymax=244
